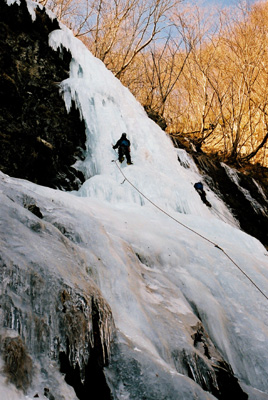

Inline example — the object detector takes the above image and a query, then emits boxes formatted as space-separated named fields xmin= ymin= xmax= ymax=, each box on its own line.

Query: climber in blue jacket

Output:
xmin=113 ymin=133 xmax=133 ymax=165
xmin=194 ymin=182 xmax=211 ymax=207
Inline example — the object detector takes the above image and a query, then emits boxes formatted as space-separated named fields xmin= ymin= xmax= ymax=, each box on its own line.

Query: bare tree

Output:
xmin=40 ymin=0 xmax=181 ymax=77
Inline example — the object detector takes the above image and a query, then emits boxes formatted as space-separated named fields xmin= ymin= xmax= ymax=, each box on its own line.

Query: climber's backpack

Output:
xmin=194 ymin=182 xmax=203 ymax=191
xmin=121 ymin=139 xmax=129 ymax=147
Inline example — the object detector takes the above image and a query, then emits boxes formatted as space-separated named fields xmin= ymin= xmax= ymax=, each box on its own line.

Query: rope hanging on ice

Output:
xmin=113 ymin=159 xmax=268 ymax=302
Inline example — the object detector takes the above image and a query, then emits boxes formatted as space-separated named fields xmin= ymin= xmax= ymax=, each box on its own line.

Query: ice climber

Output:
xmin=194 ymin=182 xmax=211 ymax=207
xmin=113 ymin=133 xmax=133 ymax=165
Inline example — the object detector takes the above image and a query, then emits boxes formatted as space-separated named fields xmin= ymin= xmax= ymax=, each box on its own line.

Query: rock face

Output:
xmin=0 ymin=0 xmax=86 ymax=190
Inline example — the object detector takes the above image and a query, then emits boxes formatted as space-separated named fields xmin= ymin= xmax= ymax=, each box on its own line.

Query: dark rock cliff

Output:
xmin=0 ymin=0 xmax=86 ymax=190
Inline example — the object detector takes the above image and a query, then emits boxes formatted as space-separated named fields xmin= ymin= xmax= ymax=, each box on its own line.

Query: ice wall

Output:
xmin=47 ymin=15 xmax=268 ymax=399
xmin=1 ymin=1 xmax=268 ymax=400
xmin=48 ymin=27 xmax=235 ymax=222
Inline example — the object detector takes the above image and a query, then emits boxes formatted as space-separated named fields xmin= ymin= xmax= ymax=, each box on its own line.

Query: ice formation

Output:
xmin=1 ymin=1 xmax=268 ymax=399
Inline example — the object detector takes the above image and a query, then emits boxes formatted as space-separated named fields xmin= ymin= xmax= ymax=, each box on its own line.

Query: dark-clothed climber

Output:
xmin=194 ymin=182 xmax=211 ymax=207
xmin=113 ymin=133 xmax=133 ymax=165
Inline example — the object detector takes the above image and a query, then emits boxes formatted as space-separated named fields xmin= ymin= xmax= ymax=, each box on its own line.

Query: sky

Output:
xmin=206 ymin=0 xmax=256 ymax=3
xmin=192 ymin=0 xmax=258 ymax=7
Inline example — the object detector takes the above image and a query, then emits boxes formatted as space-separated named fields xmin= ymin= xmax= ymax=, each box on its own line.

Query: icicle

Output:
xmin=25 ymin=0 xmax=39 ymax=21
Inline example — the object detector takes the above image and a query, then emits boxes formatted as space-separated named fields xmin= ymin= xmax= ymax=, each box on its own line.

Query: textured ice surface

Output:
xmin=2 ymin=0 xmax=268 ymax=399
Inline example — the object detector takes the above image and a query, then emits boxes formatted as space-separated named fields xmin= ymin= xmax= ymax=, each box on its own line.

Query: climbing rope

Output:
xmin=211 ymin=206 xmax=238 ymax=226
xmin=112 ymin=159 xmax=268 ymax=302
